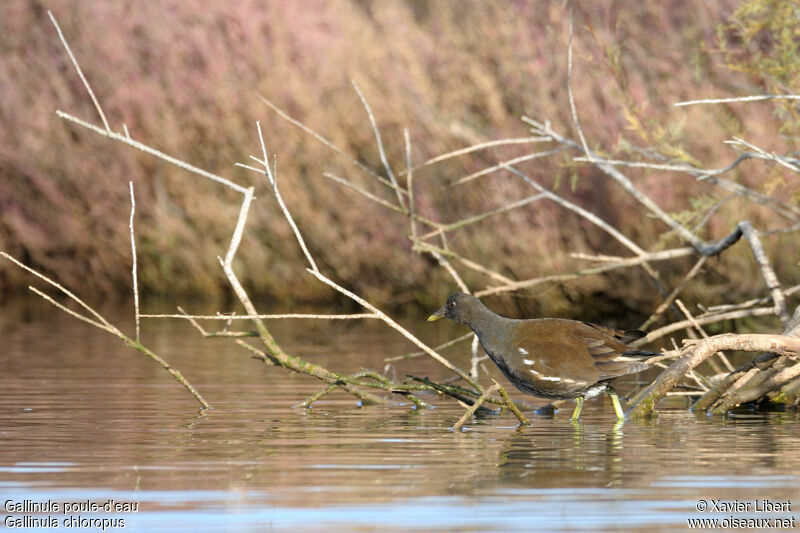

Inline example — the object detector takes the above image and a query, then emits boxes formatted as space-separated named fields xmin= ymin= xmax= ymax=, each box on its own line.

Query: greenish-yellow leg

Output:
xmin=607 ymin=386 xmax=625 ymax=420
xmin=571 ymin=396 xmax=584 ymax=421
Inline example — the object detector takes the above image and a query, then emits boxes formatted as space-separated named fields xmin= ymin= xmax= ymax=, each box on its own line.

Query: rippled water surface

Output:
xmin=2 ymin=301 xmax=799 ymax=532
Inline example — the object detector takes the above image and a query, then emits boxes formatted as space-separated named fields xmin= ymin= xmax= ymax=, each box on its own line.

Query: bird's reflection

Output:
xmin=496 ymin=412 xmax=627 ymax=487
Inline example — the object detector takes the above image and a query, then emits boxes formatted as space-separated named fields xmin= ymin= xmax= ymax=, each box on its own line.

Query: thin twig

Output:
xmin=27 ymin=287 xmax=110 ymax=332
xmin=58 ymin=111 xmax=249 ymax=195
xmin=572 ymin=154 xmax=800 ymax=220
xmin=494 ymin=379 xmax=531 ymax=426
xmin=675 ymin=94 xmax=800 ymax=107
xmin=256 ymin=93 xmax=404 ymax=194
xmin=428 ymin=249 xmax=471 ymax=293
xmin=675 ymin=299 xmax=734 ymax=372
xmin=700 ymin=284 xmax=800 ymax=315
xmin=351 ymin=80 xmax=406 ymax=210
xmin=307 ymin=268 xmax=480 ymax=389
xmin=727 ymin=137 xmax=800 ymax=173
xmin=524 ymin=116 xmax=709 ymax=251
xmin=414 ymin=241 xmax=516 ymax=286
xmin=503 ymin=164 xmax=649 ymax=255
xmin=404 ymin=128 xmax=417 ymax=240
xmin=450 ymin=148 xmax=568 ymax=186
xmin=566 ymin=16 xmax=592 ymax=159
xmin=415 ymin=192 xmax=547 ymax=240
xmin=2 ymin=251 xmax=115 ymax=332
xmin=129 ymin=182 xmax=140 ymax=343
xmin=23 ymin=285 xmax=210 ymax=409
xmin=384 ymin=332 xmax=473 ymax=362
xmin=48 ymin=11 xmax=111 ymax=132
xmin=453 ymin=383 xmax=500 ymax=431
xmin=633 ymin=307 xmax=778 ymax=346
xmin=640 ymin=256 xmax=707 ymax=330
xmin=322 ymin=171 xmax=408 ymax=215
xmin=470 ymin=335 xmax=481 ymax=380
xmin=475 ymin=246 xmax=696 ymax=298
xmin=141 ymin=313 xmax=378 ymax=320
xmin=402 ymin=137 xmax=551 ymax=175
xmin=254 ymin=122 xmax=318 ymax=271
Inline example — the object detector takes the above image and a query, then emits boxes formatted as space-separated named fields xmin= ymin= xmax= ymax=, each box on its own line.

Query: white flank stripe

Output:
xmin=529 ymin=368 xmax=563 ymax=382
xmin=518 ymin=347 xmax=529 ymax=355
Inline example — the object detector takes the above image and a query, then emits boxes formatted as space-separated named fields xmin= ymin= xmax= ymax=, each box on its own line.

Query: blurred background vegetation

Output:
xmin=1 ymin=0 xmax=798 ymax=321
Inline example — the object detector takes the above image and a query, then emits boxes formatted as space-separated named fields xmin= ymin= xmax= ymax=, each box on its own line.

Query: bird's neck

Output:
xmin=463 ymin=304 xmax=511 ymax=345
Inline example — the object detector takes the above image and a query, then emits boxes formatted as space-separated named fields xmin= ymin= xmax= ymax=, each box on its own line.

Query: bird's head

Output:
xmin=427 ymin=292 xmax=481 ymax=326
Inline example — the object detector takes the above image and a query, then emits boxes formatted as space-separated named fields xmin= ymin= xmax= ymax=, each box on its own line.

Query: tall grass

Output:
xmin=1 ymin=1 xmax=796 ymax=316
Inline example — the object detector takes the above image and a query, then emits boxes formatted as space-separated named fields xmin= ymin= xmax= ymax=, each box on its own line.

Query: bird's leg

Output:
xmin=607 ymin=385 xmax=625 ymax=420
xmin=570 ymin=396 xmax=584 ymax=421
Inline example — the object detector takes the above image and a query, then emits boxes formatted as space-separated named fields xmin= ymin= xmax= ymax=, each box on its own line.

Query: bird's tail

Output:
xmin=621 ymin=349 xmax=660 ymax=360
xmin=622 ymin=350 xmax=661 ymax=365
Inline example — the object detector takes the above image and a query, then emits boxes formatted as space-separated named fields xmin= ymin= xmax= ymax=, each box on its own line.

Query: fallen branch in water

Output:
xmin=626 ymin=333 xmax=800 ymax=418
xmin=0 ymin=183 xmax=209 ymax=409
xmin=452 ymin=383 xmax=500 ymax=431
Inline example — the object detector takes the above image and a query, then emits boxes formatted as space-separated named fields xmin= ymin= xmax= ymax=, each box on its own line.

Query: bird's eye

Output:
xmin=448 ymin=301 xmax=455 ymax=309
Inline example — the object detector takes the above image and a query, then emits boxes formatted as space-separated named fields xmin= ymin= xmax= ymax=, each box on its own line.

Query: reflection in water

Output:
xmin=1 ymin=303 xmax=799 ymax=532
xmin=497 ymin=419 xmax=626 ymax=488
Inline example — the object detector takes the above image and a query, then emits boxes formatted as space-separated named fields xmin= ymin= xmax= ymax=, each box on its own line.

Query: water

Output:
xmin=2 ymin=301 xmax=799 ymax=532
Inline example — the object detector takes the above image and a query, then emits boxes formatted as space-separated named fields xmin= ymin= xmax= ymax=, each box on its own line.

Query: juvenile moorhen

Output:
xmin=428 ymin=293 xmax=657 ymax=420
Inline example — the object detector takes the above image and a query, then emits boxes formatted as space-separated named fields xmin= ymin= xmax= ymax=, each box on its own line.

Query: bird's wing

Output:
xmin=510 ymin=319 xmax=651 ymax=384
xmin=582 ymin=322 xmax=646 ymax=345
xmin=512 ymin=324 xmax=600 ymax=385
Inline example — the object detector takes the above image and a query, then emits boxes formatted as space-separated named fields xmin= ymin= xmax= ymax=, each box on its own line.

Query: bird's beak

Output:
xmin=427 ymin=306 xmax=446 ymax=322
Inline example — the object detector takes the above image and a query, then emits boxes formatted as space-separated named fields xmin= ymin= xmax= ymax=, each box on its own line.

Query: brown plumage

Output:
xmin=428 ymin=293 xmax=657 ymax=420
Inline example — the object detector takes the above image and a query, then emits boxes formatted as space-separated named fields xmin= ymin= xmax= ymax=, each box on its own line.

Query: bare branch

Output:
xmin=634 ymin=306 xmax=777 ymax=346
xmin=427 ymin=249 xmax=470 ymax=293
xmin=640 ymin=256 xmax=707 ymax=330
xmin=566 ymin=16 xmax=592 ymax=159
xmin=416 ymin=192 xmax=547 ymax=240
xmin=413 ymin=241 xmax=516 ymax=286
xmin=404 ymin=128 xmax=417 ymax=240
xmin=726 ymin=136 xmax=800 ymax=173
xmin=141 ymin=313 xmax=378 ymax=320
xmin=402 ymin=137 xmax=552 ymax=175
xmin=453 ymin=383 xmax=499 ymax=431
xmin=450 ymin=148 xmax=568 ymax=187
xmin=28 ymin=286 xmax=110 ymax=332
xmin=2 ymin=251 xmax=115 ymax=332
xmin=254 ymin=122 xmax=318 ymax=272
xmin=675 ymin=94 xmax=800 ymax=107
xmin=307 ymin=268 xmax=480 ymax=390
xmin=627 ymin=333 xmax=800 ymax=417
xmin=48 ymin=11 xmax=111 ymax=132
xmin=57 ymin=111 xmax=249 ymax=195
xmin=322 ymin=172 xmax=407 ymax=216
xmin=739 ymin=221 xmax=790 ymax=327
xmin=256 ymin=93 xmax=405 ymax=194
xmin=476 ymin=247 xmax=696 ymax=298
xmin=129 ymin=182 xmax=140 ymax=343
xmin=384 ymin=332 xmax=473 ymax=362
xmin=675 ymin=299 xmax=734 ymax=372
xmin=351 ymin=80 xmax=406 ymax=211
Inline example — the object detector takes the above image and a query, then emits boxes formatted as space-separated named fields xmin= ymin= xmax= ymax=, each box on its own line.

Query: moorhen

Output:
xmin=428 ymin=293 xmax=657 ymax=420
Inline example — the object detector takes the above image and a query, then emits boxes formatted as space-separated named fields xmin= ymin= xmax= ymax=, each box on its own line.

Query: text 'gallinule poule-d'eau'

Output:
xmin=428 ymin=293 xmax=658 ymax=420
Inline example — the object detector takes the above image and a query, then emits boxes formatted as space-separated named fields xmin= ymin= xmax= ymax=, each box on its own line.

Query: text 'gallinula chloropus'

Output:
xmin=428 ymin=293 xmax=658 ymax=420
